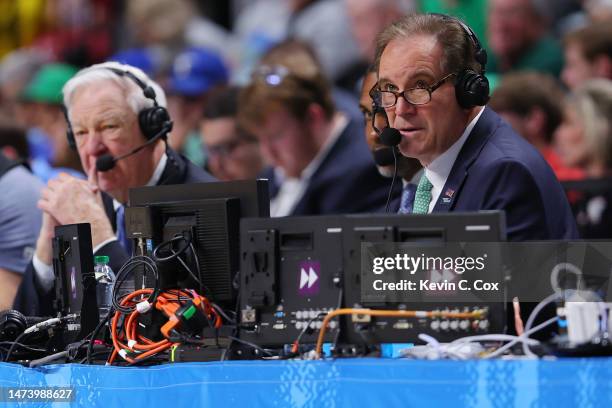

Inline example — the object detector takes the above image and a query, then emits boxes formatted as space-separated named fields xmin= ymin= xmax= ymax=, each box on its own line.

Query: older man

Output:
xmin=15 ymin=62 xmax=215 ymax=315
xmin=374 ymin=13 xmax=576 ymax=240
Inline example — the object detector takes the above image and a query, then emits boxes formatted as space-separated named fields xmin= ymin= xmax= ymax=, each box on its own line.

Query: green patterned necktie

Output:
xmin=412 ymin=174 xmax=433 ymax=214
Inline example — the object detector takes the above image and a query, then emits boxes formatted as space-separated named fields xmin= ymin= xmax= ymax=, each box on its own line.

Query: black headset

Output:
xmin=437 ymin=14 xmax=490 ymax=109
xmin=65 ymin=67 xmax=172 ymax=150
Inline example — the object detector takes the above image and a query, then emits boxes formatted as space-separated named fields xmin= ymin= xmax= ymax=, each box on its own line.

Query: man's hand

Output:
xmin=38 ymin=173 xmax=114 ymax=249
xmin=34 ymin=212 xmax=60 ymax=265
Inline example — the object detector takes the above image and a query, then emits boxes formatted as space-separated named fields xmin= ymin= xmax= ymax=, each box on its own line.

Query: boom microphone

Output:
xmin=95 ymin=124 xmax=172 ymax=172
xmin=373 ymin=147 xmax=396 ymax=166
xmin=379 ymin=127 xmax=401 ymax=147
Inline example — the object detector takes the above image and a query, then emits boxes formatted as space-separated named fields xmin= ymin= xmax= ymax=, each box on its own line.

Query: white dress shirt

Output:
xmin=424 ymin=107 xmax=485 ymax=213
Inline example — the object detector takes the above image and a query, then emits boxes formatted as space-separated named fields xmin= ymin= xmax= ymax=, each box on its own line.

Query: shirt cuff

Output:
xmin=33 ymin=253 xmax=55 ymax=292
xmin=93 ymin=237 xmax=119 ymax=254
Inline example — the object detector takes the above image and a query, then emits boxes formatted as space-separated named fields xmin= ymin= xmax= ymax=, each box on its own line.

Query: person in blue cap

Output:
xmin=166 ymin=47 xmax=229 ymax=167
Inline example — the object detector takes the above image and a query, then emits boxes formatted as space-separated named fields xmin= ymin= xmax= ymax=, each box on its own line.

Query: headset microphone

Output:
xmin=95 ymin=123 xmax=172 ymax=172
xmin=379 ymin=127 xmax=401 ymax=147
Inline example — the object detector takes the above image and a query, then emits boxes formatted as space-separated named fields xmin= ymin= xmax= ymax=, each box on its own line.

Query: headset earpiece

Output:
xmin=433 ymin=14 xmax=490 ymax=109
xmin=455 ymin=69 xmax=490 ymax=109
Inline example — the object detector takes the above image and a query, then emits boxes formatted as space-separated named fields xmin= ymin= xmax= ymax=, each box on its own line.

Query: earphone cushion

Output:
xmin=138 ymin=106 xmax=171 ymax=140
xmin=455 ymin=69 xmax=490 ymax=109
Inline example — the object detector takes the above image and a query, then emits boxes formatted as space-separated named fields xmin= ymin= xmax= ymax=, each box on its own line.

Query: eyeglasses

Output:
xmin=252 ymin=65 xmax=291 ymax=86
xmin=374 ymin=73 xmax=456 ymax=108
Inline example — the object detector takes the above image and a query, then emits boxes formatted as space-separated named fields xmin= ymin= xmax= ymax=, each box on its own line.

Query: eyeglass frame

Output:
xmin=373 ymin=72 xmax=457 ymax=108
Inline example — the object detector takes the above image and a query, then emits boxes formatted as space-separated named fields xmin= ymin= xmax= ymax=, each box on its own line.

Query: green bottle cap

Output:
xmin=94 ymin=255 xmax=110 ymax=264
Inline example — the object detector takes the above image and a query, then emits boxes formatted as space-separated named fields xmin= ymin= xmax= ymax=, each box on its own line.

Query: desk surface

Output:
xmin=1 ymin=357 xmax=610 ymax=407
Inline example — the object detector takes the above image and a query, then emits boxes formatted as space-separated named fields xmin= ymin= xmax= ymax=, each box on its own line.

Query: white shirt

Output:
xmin=270 ymin=113 xmax=348 ymax=217
xmin=424 ymin=107 xmax=485 ymax=213
xmin=34 ymin=153 xmax=168 ymax=291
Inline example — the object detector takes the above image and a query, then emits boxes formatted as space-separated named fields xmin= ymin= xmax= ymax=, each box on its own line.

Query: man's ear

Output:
xmin=593 ymin=55 xmax=612 ymax=79
xmin=305 ymin=103 xmax=326 ymax=131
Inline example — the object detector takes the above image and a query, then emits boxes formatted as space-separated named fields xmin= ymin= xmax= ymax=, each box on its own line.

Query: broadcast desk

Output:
xmin=1 ymin=357 xmax=610 ymax=407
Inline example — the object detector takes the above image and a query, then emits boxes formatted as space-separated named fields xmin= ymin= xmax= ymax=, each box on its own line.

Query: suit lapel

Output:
xmin=433 ymin=107 xmax=498 ymax=212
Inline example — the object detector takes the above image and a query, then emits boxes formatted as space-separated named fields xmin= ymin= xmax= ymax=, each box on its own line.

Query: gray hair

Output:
xmin=62 ymin=61 xmax=167 ymax=119
xmin=570 ymin=79 xmax=612 ymax=167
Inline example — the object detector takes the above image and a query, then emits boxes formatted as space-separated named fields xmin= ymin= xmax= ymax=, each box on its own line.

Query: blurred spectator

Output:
xmin=555 ymin=79 xmax=612 ymax=238
xmin=200 ymin=86 xmax=264 ymax=181
xmin=584 ymin=0 xmax=612 ymax=22
xmin=0 ymin=47 xmax=48 ymax=121
xmin=345 ymin=0 xmax=414 ymax=63
xmin=418 ymin=0 xmax=488 ymax=50
xmin=0 ymin=0 xmax=46 ymax=58
xmin=109 ymin=48 xmax=161 ymax=78
xmin=561 ymin=21 xmax=612 ymax=90
xmin=32 ymin=0 xmax=115 ymax=66
xmin=126 ymin=0 xmax=231 ymax=70
xmin=232 ymin=0 xmax=361 ymax=90
xmin=487 ymin=0 xmax=564 ymax=77
xmin=21 ymin=62 xmax=84 ymax=181
xmin=489 ymin=72 xmax=584 ymax=181
xmin=166 ymin=47 xmax=229 ymax=167
xmin=0 ymin=122 xmax=30 ymax=163
xmin=238 ymin=41 xmax=390 ymax=216
xmin=358 ymin=66 xmax=420 ymax=212
xmin=0 ymin=149 xmax=42 ymax=308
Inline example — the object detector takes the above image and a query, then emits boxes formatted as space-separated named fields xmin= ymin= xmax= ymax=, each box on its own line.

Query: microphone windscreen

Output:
xmin=380 ymin=127 xmax=401 ymax=147
xmin=373 ymin=147 xmax=395 ymax=166
xmin=96 ymin=155 xmax=116 ymax=172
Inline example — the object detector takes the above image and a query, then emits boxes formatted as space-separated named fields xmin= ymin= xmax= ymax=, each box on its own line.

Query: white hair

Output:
xmin=62 ymin=61 xmax=167 ymax=119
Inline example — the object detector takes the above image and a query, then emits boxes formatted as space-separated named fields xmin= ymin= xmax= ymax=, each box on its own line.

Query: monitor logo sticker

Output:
xmin=298 ymin=261 xmax=320 ymax=296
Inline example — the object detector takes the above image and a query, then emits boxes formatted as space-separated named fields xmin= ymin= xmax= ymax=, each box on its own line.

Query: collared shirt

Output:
xmin=34 ymin=153 xmax=169 ymax=291
xmin=424 ymin=107 xmax=485 ymax=213
xmin=270 ymin=113 xmax=348 ymax=217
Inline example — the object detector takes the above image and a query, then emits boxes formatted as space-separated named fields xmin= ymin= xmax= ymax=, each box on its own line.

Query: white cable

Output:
xmin=484 ymin=316 xmax=558 ymax=359
xmin=522 ymin=292 xmax=561 ymax=357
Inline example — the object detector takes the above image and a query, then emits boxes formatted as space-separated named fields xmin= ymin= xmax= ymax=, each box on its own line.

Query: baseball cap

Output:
xmin=169 ymin=47 xmax=228 ymax=97
xmin=22 ymin=63 xmax=78 ymax=104
xmin=109 ymin=48 xmax=157 ymax=76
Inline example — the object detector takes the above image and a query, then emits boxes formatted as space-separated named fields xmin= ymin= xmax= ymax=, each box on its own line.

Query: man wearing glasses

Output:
xmin=374 ymin=14 xmax=576 ymax=240
xmin=239 ymin=40 xmax=391 ymax=217
xmin=200 ymin=86 xmax=264 ymax=181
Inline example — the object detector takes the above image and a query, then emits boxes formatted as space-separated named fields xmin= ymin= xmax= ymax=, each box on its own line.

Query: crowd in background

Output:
xmin=1 ymin=0 xmax=612 ymax=307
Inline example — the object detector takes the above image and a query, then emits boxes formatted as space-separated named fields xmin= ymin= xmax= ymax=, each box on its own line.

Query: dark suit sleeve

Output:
xmin=13 ymin=261 xmax=53 ymax=316
xmin=480 ymin=161 xmax=549 ymax=241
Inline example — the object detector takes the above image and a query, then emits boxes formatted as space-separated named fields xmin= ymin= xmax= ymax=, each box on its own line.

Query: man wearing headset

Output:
xmin=14 ymin=62 xmax=215 ymax=315
xmin=374 ymin=14 xmax=576 ymax=240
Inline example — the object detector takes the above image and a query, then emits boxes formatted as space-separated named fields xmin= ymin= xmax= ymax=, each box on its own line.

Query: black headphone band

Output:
xmin=430 ymin=13 xmax=487 ymax=73
xmin=105 ymin=67 xmax=159 ymax=107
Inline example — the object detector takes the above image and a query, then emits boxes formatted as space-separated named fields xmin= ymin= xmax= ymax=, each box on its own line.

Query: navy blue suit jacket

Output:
xmin=14 ymin=147 xmax=216 ymax=316
xmin=263 ymin=118 xmax=396 ymax=215
xmin=431 ymin=107 xmax=578 ymax=241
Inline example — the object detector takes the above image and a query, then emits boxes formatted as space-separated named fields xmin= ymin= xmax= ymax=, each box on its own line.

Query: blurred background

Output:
xmin=1 ymin=0 xmax=612 ymax=237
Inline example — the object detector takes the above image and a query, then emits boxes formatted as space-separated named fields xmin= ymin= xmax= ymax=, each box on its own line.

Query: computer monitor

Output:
xmin=342 ymin=211 xmax=507 ymax=345
xmin=127 ymin=179 xmax=269 ymax=305
xmin=238 ymin=211 xmax=506 ymax=351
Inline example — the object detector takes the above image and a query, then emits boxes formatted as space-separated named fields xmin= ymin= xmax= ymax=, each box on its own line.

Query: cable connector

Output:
xmin=127 ymin=339 xmax=137 ymax=349
xmin=24 ymin=317 xmax=61 ymax=334
xmin=136 ymin=300 xmax=152 ymax=314
xmin=118 ymin=349 xmax=128 ymax=359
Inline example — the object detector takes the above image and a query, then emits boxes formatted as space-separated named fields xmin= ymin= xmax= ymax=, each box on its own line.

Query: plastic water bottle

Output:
xmin=94 ymin=255 xmax=115 ymax=322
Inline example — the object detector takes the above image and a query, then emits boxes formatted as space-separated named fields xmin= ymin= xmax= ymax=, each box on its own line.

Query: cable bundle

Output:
xmin=108 ymin=288 xmax=221 ymax=365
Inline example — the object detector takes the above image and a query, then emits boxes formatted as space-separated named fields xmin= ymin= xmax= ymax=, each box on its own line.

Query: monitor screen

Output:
xmin=127 ymin=179 xmax=269 ymax=305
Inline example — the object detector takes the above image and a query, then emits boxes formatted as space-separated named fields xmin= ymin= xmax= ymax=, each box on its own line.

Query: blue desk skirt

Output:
xmin=0 ymin=358 xmax=610 ymax=407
